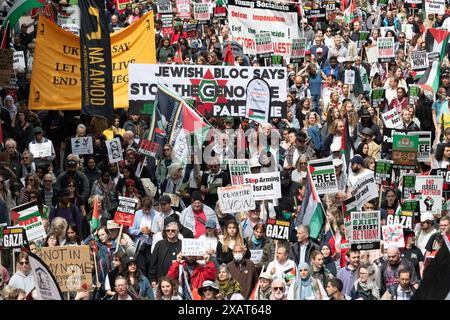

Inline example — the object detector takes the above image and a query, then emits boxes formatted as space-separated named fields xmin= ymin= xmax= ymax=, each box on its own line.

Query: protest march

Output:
xmin=1 ymin=0 xmax=450 ymax=304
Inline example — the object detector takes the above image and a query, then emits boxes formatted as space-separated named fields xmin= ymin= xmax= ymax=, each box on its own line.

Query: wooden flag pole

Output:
xmin=93 ymin=250 xmax=100 ymax=287
xmin=115 ymin=225 xmax=124 ymax=254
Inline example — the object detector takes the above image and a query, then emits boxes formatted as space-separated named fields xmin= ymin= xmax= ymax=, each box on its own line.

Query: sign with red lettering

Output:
xmin=114 ymin=196 xmax=138 ymax=227
xmin=415 ymin=175 xmax=443 ymax=216
xmin=350 ymin=210 xmax=380 ymax=250
xmin=10 ymin=201 xmax=46 ymax=242
xmin=377 ymin=37 xmax=395 ymax=62
xmin=227 ymin=0 xmax=299 ymax=59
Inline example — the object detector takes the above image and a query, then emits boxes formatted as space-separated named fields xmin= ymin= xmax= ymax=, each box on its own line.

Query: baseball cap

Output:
xmin=420 ymin=212 xmax=434 ymax=223
xmin=305 ymin=50 xmax=312 ymax=55
xmin=316 ymin=48 xmax=323 ymax=54
xmin=259 ymin=272 xmax=272 ymax=281
xmin=350 ymin=154 xmax=364 ymax=165
xmin=333 ymin=158 xmax=343 ymax=167
xmin=205 ymin=220 xmax=216 ymax=229
xmin=361 ymin=127 xmax=374 ymax=136
xmin=33 ymin=127 xmax=43 ymax=134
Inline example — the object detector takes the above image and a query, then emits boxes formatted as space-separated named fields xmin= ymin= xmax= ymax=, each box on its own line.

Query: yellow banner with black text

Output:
xmin=29 ymin=12 xmax=156 ymax=111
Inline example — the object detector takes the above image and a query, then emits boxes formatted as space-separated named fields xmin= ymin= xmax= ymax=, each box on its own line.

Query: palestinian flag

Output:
xmin=1 ymin=20 xmax=10 ymax=49
xmin=247 ymin=108 xmax=267 ymax=123
xmin=223 ymin=42 xmax=235 ymax=66
xmin=342 ymin=0 xmax=356 ymax=24
xmin=283 ymin=267 xmax=296 ymax=282
xmin=170 ymin=99 xmax=211 ymax=162
xmin=90 ymin=196 xmax=100 ymax=233
xmin=2 ymin=0 xmax=45 ymax=27
xmin=411 ymin=70 xmax=425 ymax=81
xmin=425 ymin=28 xmax=450 ymax=62
xmin=10 ymin=201 xmax=46 ymax=242
xmin=296 ymin=167 xmax=325 ymax=239
xmin=417 ymin=60 xmax=441 ymax=94
xmin=178 ymin=266 xmax=193 ymax=300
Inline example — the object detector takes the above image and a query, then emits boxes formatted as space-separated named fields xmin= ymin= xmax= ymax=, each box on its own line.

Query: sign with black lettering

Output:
xmin=415 ymin=175 xmax=443 ymax=216
xmin=114 ymin=196 xmax=138 ymax=227
xmin=350 ymin=210 xmax=381 ymax=250
xmin=71 ymin=136 xmax=93 ymax=155
xmin=377 ymin=37 xmax=395 ymax=62
xmin=291 ymin=38 xmax=307 ymax=63
xmin=218 ymin=185 xmax=255 ymax=213
xmin=265 ymin=218 xmax=290 ymax=240
xmin=308 ymin=158 xmax=338 ymax=195
xmin=105 ymin=137 xmax=123 ymax=163
xmin=243 ymin=172 xmax=282 ymax=200
xmin=409 ymin=131 xmax=431 ymax=162
xmin=430 ymin=167 xmax=450 ymax=194
xmin=255 ymin=32 xmax=274 ymax=58
xmin=157 ymin=0 xmax=173 ymax=13
xmin=401 ymin=173 xmax=416 ymax=199
xmin=351 ymin=172 xmax=379 ymax=209
xmin=2 ymin=227 xmax=27 ymax=248
xmin=405 ymin=0 xmax=423 ymax=8
xmin=382 ymin=108 xmax=403 ymax=129
xmin=371 ymin=88 xmax=386 ymax=109
xmin=375 ymin=159 xmax=393 ymax=186
xmin=411 ymin=50 xmax=429 ymax=71
xmin=129 ymin=65 xmax=287 ymax=119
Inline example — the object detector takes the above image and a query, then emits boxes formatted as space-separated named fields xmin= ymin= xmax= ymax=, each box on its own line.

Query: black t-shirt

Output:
xmin=162 ymin=241 xmax=180 ymax=276
xmin=402 ymin=246 xmax=424 ymax=280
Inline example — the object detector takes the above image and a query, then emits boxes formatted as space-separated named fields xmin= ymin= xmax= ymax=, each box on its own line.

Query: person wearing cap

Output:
xmin=360 ymin=127 xmax=380 ymax=159
xmin=198 ymin=280 xmax=220 ymax=300
xmin=226 ymin=244 xmax=258 ymax=299
xmin=357 ymin=109 xmax=383 ymax=145
xmin=240 ymin=204 xmax=263 ymax=240
xmin=310 ymin=36 xmax=329 ymax=61
xmin=124 ymin=256 xmax=154 ymax=300
xmin=339 ymin=57 xmax=364 ymax=96
xmin=415 ymin=212 xmax=438 ymax=256
xmin=333 ymin=158 xmax=347 ymax=191
xmin=28 ymin=126 xmax=56 ymax=170
xmin=48 ymin=188 xmax=83 ymax=238
xmin=252 ymin=272 xmax=272 ymax=300
xmin=55 ymin=154 xmax=90 ymax=204
xmin=106 ymin=220 xmax=136 ymax=258
xmin=179 ymin=189 xmax=219 ymax=238
xmin=158 ymin=195 xmax=180 ymax=219
xmin=346 ymin=154 xmax=371 ymax=193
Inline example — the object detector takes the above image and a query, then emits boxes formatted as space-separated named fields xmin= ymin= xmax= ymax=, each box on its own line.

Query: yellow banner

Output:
xmin=29 ymin=12 xmax=156 ymax=110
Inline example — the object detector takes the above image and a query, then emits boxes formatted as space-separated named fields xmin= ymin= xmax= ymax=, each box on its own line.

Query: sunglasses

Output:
xmin=273 ymin=287 xmax=284 ymax=291
xmin=203 ymin=287 xmax=215 ymax=292
xmin=44 ymin=180 xmax=52 ymax=183
xmin=166 ymin=229 xmax=177 ymax=233
xmin=164 ymin=149 xmax=170 ymax=151
xmin=19 ymin=261 xmax=29 ymax=265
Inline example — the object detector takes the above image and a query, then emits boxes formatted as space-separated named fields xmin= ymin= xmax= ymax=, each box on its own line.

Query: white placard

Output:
xmin=181 ymin=238 xmax=207 ymax=256
xmin=105 ymin=137 xmax=123 ymax=164
xmin=71 ymin=136 xmax=93 ymax=155
xmin=218 ymin=185 xmax=255 ymax=213
xmin=250 ymin=249 xmax=263 ymax=264
xmin=382 ymin=108 xmax=403 ymax=129
xmin=243 ymin=172 xmax=282 ymax=201
xmin=29 ymin=141 xmax=52 ymax=158
xmin=344 ymin=69 xmax=355 ymax=85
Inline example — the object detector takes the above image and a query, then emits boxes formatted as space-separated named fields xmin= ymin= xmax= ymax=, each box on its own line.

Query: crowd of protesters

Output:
xmin=0 ymin=0 xmax=450 ymax=300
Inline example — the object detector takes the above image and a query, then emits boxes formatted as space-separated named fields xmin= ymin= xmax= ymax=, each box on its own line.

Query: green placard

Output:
xmin=393 ymin=134 xmax=419 ymax=150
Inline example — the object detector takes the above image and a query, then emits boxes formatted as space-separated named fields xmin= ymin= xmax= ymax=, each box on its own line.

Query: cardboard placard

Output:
xmin=218 ymin=185 xmax=255 ymax=213
xmin=29 ymin=141 xmax=52 ymax=158
xmin=37 ymin=246 xmax=93 ymax=292
xmin=411 ymin=50 xmax=429 ymax=71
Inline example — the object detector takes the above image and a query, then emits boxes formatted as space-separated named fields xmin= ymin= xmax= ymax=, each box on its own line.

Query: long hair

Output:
xmin=221 ymin=220 xmax=244 ymax=253
xmin=328 ymin=119 xmax=344 ymax=136
xmin=156 ymin=276 xmax=178 ymax=300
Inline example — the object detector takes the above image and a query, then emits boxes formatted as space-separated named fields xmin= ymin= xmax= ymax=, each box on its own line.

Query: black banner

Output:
xmin=80 ymin=0 xmax=114 ymax=120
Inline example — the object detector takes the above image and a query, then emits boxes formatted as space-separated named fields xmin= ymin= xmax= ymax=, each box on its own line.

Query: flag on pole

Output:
xmin=90 ymin=196 xmax=100 ymax=233
xmin=342 ymin=0 xmax=356 ymax=24
xmin=341 ymin=117 xmax=353 ymax=173
xmin=417 ymin=60 xmax=441 ymax=94
xmin=2 ymin=0 xmax=45 ymax=27
xmin=425 ymin=28 xmax=450 ymax=62
xmin=223 ymin=42 xmax=235 ymax=66
xmin=1 ymin=20 xmax=10 ymax=49
xmin=178 ymin=266 xmax=193 ymax=300
xmin=297 ymin=167 xmax=325 ymax=239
